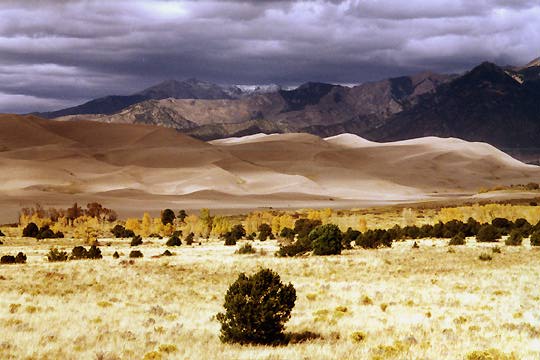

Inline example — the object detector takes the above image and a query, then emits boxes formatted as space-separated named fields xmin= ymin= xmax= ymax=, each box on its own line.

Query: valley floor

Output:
xmin=0 ymin=237 xmax=538 ymax=359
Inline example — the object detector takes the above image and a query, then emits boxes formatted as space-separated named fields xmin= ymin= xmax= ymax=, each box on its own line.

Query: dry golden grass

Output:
xmin=0 ymin=235 xmax=539 ymax=359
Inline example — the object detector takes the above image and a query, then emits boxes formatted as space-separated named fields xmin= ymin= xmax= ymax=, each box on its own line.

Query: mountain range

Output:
xmin=39 ymin=59 xmax=540 ymax=163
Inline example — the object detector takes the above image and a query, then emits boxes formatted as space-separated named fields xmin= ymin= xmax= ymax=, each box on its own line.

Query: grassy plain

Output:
xmin=0 ymin=235 xmax=538 ymax=359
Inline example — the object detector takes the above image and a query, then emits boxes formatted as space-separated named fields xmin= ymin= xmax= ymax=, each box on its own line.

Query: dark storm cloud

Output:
xmin=0 ymin=0 xmax=538 ymax=113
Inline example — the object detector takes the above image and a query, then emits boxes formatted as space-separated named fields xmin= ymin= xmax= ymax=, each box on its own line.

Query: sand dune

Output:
xmin=0 ymin=115 xmax=539 ymax=222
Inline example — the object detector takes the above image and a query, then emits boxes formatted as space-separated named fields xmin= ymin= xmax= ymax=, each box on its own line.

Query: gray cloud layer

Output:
xmin=0 ymin=0 xmax=538 ymax=113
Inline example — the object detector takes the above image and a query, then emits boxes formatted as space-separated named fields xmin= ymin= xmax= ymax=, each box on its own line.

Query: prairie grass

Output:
xmin=0 ymin=236 xmax=539 ymax=359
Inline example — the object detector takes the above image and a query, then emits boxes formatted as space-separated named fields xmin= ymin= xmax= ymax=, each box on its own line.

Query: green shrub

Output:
xmin=87 ymin=245 xmax=102 ymax=259
xmin=279 ymin=227 xmax=296 ymax=241
xmin=22 ymin=222 xmax=39 ymax=237
xmin=70 ymin=246 xmax=88 ymax=259
xmin=161 ymin=209 xmax=176 ymax=225
xmin=130 ymin=235 xmax=143 ymax=246
xmin=223 ymin=232 xmax=237 ymax=246
xmin=236 ymin=243 xmax=256 ymax=254
xmin=166 ymin=235 xmax=182 ymax=246
xmin=1 ymin=252 xmax=26 ymax=264
xmin=47 ymin=248 xmax=68 ymax=262
xmin=0 ymin=229 xmax=5 ymax=237
xmin=342 ymin=228 xmax=360 ymax=249
xmin=449 ymin=233 xmax=466 ymax=246
xmin=129 ymin=250 xmax=143 ymax=258
xmin=479 ymin=252 xmax=492 ymax=261
xmin=162 ymin=250 xmax=173 ymax=256
xmin=113 ymin=251 xmax=120 ymax=259
xmin=294 ymin=219 xmax=322 ymax=241
xmin=185 ymin=232 xmax=195 ymax=245
xmin=15 ymin=252 xmax=26 ymax=263
xmin=476 ymin=224 xmax=501 ymax=242
xmin=530 ymin=231 xmax=540 ymax=246
xmin=310 ymin=224 xmax=342 ymax=256
xmin=148 ymin=233 xmax=162 ymax=239
xmin=258 ymin=223 xmax=273 ymax=241
xmin=111 ymin=224 xmax=135 ymax=238
xmin=505 ymin=230 xmax=523 ymax=246
xmin=216 ymin=269 xmax=296 ymax=344
xmin=231 ymin=224 xmax=246 ymax=240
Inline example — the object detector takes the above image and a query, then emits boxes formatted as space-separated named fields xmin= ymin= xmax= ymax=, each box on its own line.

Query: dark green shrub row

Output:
xmin=70 ymin=245 xmax=102 ymax=260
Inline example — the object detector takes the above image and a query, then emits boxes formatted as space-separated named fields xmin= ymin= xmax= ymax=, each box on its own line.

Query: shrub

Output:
xmin=1 ymin=255 xmax=15 ymax=264
xmin=258 ymin=223 xmax=273 ymax=241
xmin=236 ymin=243 xmax=256 ymax=254
xmin=36 ymin=226 xmax=56 ymax=239
xmin=87 ymin=245 xmax=103 ymax=259
xmin=279 ymin=227 xmax=296 ymax=241
xmin=356 ymin=229 xmax=393 ymax=249
xmin=161 ymin=209 xmax=176 ymax=225
xmin=162 ymin=250 xmax=173 ymax=256
xmin=294 ymin=219 xmax=321 ymax=241
xmin=148 ymin=233 xmax=162 ymax=239
xmin=492 ymin=218 xmax=512 ymax=235
xmin=505 ymin=230 xmax=523 ymax=246
xmin=530 ymin=231 xmax=540 ymax=246
xmin=70 ymin=246 xmax=88 ymax=260
xmin=185 ymin=232 xmax=195 ymax=245
xmin=113 ymin=251 xmax=120 ymax=259
xmin=342 ymin=228 xmax=360 ymax=249
xmin=1 ymin=252 xmax=26 ymax=264
xmin=130 ymin=235 xmax=143 ymax=246
xmin=310 ymin=224 xmax=342 ymax=256
xmin=129 ymin=250 xmax=143 ymax=258
xmin=166 ymin=235 xmax=182 ymax=246
xmin=449 ymin=233 xmax=466 ymax=246
xmin=476 ymin=224 xmax=501 ymax=242
xmin=15 ymin=252 xmax=26 ymax=263
xmin=47 ymin=248 xmax=68 ymax=262
xmin=111 ymin=224 xmax=135 ymax=238
xmin=231 ymin=224 xmax=246 ymax=240
xmin=223 ymin=232 xmax=237 ymax=246
xmin=216 ymin=269 xmax=296 ymax=344
xmin=277 ymin=240 xmax=311 ymax=257
xmin=0 ymin=229 xmax=5 ymax=236
xmin=479 ymin=252 xmax=492 ymax=261
xmin=22 ymin=222 xmax=39 ymax=237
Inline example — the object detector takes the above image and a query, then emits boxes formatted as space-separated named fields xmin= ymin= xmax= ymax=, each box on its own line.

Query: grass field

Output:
xmin=0 ymin=235 xmax=538 ymax=359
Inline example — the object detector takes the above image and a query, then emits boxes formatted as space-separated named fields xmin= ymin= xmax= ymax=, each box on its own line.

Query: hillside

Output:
xmin=0 ymin=114 xmax=538 ymax=222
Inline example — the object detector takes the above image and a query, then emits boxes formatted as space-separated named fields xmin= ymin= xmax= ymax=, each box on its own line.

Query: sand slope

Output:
xmin=0 ymin=115 xmax=539 ymax=221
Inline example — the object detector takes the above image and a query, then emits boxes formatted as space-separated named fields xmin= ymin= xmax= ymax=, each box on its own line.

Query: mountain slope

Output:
xmin=366 ymin=62 xmax=540 ymax=154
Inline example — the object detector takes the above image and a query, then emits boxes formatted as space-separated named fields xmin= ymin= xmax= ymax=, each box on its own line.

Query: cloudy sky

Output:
xmin=0 ymin=0 xmax=538 ymax=113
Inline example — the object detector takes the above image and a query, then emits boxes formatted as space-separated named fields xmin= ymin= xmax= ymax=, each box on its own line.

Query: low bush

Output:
xmin=258 ymin=223 xmax=273 ymax=241
xmin=185 ymin=232 xmax=195 ymax=245
xmin=476 ymin=224 xmax=501 ymax=242
xmin=530 ymin=231 xmax=540 ymax=246
xmin=342 ymin=228 xmax=360 ymax=249
xmin=449 ymin=233 xmax=466 ymax=246
xmin=22 ymin=222 xmax=39 ymax=237
xmin=479 ymin=252 xmax=493 ymax=261
xmin=505 ymin=230 xmax=523 ymax=246
xmin=130 ymin=235 xmax=143 ymax=246
xmin=113 ymin=251 xmax=120 ymax=259
xmin=166 ymin=235 xmax=182 ymax=246
xmin=223 ymin=232 xmax=237 ymax=246
xmin=111 ymin=224 xmax=135 ymax=238
xmin=0 ymin=229 xmax=5 ymax=237
xmin=279 ymin=227 xmax=296 ymax=241
xmin=70 ymin=246 xmax=88 ymax=259
xmin=216 ymin=268 xmax=296 ymax=344
xmin=87 ymin=245 xmax=103 ymax=259
xmin=310 ymin=224 xmax=342 ymax=256
xmin=0 ymin=252 xmax=26 ymax=264
xmin=148 ymin=233 xmax=162 ymax=239
xmin=162 ymin=250 xmax=173 ymax=256
xmin=129 ymin=250 xmax=143 ymax=258
xmin=47 ymin=248 xmax=68 ymax=262
xmin=236 ymin=243 xmax=256 ymax=254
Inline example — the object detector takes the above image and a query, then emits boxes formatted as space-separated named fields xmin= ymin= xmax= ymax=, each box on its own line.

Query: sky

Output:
xmin=0 ymin=0 xmax=538 ymax=113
